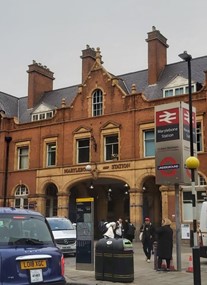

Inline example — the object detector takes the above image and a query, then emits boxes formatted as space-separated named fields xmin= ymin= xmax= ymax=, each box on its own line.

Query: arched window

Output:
xmin=15 ymin=185 xmax=29 ymax=209
xmin=92 ymin=89 xmax=103 ymax=116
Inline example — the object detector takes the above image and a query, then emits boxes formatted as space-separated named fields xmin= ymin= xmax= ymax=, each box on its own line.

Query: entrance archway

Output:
xmin=142 ymin=176 xmax=161 ymax=227
xmin=68 ymin=178 xmax=130 ymax=239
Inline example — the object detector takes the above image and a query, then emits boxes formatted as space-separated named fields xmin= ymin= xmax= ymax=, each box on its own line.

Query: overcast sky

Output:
xmin=1 ymin=0 xmax=207 ymax=98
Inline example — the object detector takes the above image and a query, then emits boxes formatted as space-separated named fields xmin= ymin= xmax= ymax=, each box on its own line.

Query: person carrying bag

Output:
xmin=139 ymin=217 xmax=155 ymax=262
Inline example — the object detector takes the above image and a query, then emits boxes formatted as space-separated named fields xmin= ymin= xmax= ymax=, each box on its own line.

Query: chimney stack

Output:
xmin=81 ymin=45 xmax=96 ymax=83
xmin=27 ymin=61 xmax=54 ymax=109
xmin=146 ymin=26 xmax=169 ymax=85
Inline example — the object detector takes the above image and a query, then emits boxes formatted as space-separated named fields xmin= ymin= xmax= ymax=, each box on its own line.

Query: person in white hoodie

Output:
xmin=103 ymin=222 xmax=116 ymax=238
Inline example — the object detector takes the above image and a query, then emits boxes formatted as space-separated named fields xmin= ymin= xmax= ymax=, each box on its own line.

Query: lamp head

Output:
xmin=185 ymin=156 xmax=200 ymax=169
xmin=179 ymin=51 xmax=192 ymax=62
xmin=85 ymin=165 xmax=92 ymax=171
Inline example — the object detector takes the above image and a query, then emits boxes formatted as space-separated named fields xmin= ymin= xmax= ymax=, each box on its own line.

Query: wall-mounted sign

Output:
xmin=181 ymin=224 xmax=190 ymax=239
xmin=155 ymin=102 xmax=197 ymax=185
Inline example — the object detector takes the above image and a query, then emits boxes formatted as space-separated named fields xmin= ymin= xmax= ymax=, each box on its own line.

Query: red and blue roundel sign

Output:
xmin=158 ymin=156 xmax=179 ymax=177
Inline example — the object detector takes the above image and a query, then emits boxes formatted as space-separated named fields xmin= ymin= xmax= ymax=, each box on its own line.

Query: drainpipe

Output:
xmin=3 ymin=136 xmax=12 ymax=207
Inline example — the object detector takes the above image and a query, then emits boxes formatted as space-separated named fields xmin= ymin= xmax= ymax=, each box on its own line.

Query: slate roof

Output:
xmin=119 ymin=56 xmax=207 ymax=100
xmin=0 ymin=92 xmax=19 ymax=117
xmin=18 ymin=85 xmax=79 ymax=123
xmin=1 ymin=56 xmax=207 ymax=124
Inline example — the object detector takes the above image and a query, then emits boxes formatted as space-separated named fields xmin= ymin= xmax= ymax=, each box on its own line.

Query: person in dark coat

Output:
xmin=140 ymin=217 xmax=155 ymax=262
xmin=156 ymin=218 xmax=173 ymax=271
xmin=123 ymin=218 xmax=136 ymax=242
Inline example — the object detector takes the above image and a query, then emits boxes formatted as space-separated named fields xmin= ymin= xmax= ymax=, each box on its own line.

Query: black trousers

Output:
xmin=142 ymin=240 xmax=153 ymax=259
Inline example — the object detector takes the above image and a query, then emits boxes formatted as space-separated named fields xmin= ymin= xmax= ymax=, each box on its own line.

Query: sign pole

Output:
xmin=175 ymin=183 xmax=181 ymax=271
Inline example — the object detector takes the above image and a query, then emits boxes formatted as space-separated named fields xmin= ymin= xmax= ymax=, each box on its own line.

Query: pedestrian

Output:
xmin=156 ymin=218 xmax=173 ymax=271
xmin=103 ymin=222 xmax=116 ymax=239
xmin=98 ymin=219 xmax=108 ymax=238
xmin=114 ymin=218 xmax=124 ymax=238
xmin=140 ymin=217 xmax=155 ymax=262
xmin=123 ymin=218 xmax=136 ymax=242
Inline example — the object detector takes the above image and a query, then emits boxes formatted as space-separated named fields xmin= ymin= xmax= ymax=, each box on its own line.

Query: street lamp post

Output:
xmin=3 ymin=136 xmax=12 ymax=207
xmin=179 ymin=51 xmax=198 ymax=246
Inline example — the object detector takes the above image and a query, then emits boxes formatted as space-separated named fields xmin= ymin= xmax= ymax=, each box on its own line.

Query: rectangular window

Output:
xmin=186 ymin=85 xmax=195 ymax=94
xmin=164 ymin=89 xmax=173 ymax=97
xmin=77 ymin=138 xmax=90 ymax=163
xmin=39 ymin=113 xmax=45 ymax=120
xmin=46 ymin=111 xmax=53 ymax=119
xmin=47 ymin=143 xmax=56 ymax=167
xmin=175 ymin=87 xmax=184 ymax=95
xmin=182 ymin=190 xmax=206 ymax=221
xmin=199 ymin=175 xmax=206 ymax=186
xmin=18 ymin=147 xmax=29 ymax=170
xmin=197 ymin=122 xmax=202 ymax=152
xmin=144 ymin=130 xmax=155 ymax=157
xmin=15 ymin=198 xmax=28 ymax=209
xmin=32 ymin=114 xmax=38 ymax=121
xmin=104 ymin=135 xmax=118 ymax=161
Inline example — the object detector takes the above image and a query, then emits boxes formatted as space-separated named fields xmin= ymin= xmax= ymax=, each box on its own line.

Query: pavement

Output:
xmin=64 ymin=241 xmax=207 ymax=285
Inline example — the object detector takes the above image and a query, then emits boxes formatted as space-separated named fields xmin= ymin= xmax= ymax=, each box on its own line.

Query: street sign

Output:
xmin=155 ymin=102 xmax=197 ymax=185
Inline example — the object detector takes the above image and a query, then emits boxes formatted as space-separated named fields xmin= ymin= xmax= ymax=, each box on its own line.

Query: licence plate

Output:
xmin=20 ymin=259 xmax=47 ymax=270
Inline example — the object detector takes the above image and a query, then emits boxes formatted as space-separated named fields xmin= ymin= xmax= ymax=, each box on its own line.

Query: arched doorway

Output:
xmin=142 ymin=176 xmax=161 ymax=227
xmin=68 ymin=178 xmax=130 ymax=239
xmin=45 ymin=183 xmax=58 ymax=217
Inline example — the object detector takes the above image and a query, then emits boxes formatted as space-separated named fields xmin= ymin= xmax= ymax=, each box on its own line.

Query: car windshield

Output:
xmin=47 ymin=218 xmax=74 ymax=231
xmin=0 ymin=215 xmax=53 ymax=246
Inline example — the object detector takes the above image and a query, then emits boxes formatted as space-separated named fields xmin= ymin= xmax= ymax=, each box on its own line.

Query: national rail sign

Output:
xmin=155 ymin=102 xmax=197 ymax=185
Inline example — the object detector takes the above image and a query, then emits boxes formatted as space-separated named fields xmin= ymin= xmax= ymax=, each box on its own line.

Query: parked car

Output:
xmin=0 ymin=207 xmax=66 ymax=285
xmin=47 ymin=217 xmax=76 ymax=256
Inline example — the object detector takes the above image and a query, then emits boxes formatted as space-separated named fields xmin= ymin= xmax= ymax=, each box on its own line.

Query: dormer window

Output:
xmin=32 ymin=111 xmax=54 ymax=121
xmin=92 ymin=89 xmax=103 ymax=117
xmin=163 ymin=84 xmax=195 ymax=98
xmin=162 ymin=75 xmax=202 ymax=98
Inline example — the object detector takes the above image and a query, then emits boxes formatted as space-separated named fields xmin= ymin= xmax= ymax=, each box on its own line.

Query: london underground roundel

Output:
xmin=158 ymin=156 xmax=179 ymax=177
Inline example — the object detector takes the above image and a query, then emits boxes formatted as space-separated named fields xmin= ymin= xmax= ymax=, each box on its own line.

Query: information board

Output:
xmin=76 ymin=197 xmax=94 ymax=271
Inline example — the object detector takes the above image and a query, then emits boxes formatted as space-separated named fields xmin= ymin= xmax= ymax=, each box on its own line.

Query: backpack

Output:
xmin=99 ymin=221 xmax=108 ymax=234
xmin=127 ymin=223 xmax=136 ymax=236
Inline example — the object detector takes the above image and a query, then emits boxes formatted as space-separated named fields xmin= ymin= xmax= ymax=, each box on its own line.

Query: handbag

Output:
xmin=139 ymin=232 xmax=143 ymax=241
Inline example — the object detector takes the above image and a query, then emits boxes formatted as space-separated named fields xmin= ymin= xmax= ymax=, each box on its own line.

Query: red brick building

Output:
xmin=0 ymin=27 xmax=207 ymax=238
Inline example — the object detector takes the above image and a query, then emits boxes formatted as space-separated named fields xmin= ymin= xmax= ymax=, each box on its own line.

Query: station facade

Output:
xmin=0 ymin=27 xmax=207 ymax=238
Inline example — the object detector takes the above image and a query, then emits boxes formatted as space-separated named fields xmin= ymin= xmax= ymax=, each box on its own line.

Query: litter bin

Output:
xmin=95 ymin=238 xmax=134 ymax=283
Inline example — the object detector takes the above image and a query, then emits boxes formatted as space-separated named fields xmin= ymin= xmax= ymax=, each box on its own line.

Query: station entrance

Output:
xmin=68 ymin=178 xmax=129 ymax=239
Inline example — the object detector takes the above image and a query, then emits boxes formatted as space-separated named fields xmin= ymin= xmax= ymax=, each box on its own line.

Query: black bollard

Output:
xmin=153 ymin=241 xmax=158 ymax=270
xmin=192 ymin=247 xmax=201 ymax=285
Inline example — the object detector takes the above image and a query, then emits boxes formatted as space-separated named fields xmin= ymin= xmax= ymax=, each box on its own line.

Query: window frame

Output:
xmin=182 ymin=174 xmax=207 ymax=222
xmin=76 ymin=138 xmax=90 ymax=164
xmin=104 ymin=134 xmax=119 ymax=161
xmin=163 ymin=83 xmax=196 ymax=98
xmin=46 ymin=142 xmax=57 ymax=167
xmin=196 ymin=121 xmax=203 ymax=152
xmin=16 ymin=143 xmax=30 ymax=170
xmin=92 ymin=89 xmax=103 ymax=117
xmin=43 ymin=138 xmax=58 ymax=168
xmin=32 ymin=111 xmax=54 ymax=121
xmin=143 ymin=129 xmax=155 ymax=158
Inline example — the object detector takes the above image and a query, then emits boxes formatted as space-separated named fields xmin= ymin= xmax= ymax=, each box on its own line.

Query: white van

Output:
xmin=199 ymin=201 xmax=207 ymax=258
